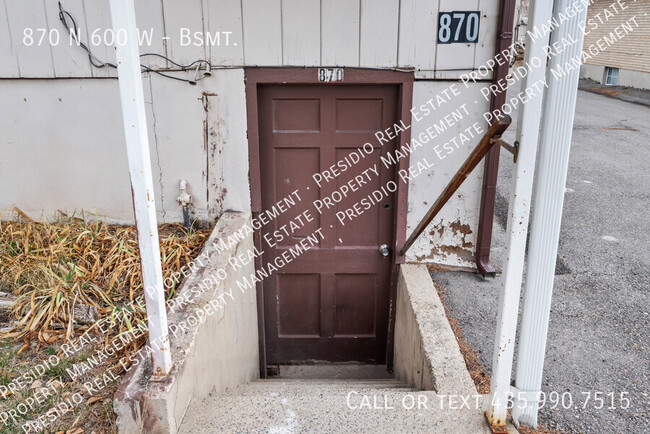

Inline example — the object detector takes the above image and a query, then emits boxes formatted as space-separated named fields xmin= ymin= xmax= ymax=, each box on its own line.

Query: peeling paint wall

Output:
xmin=0 ymin=77 xmax=492 ymax=268
xmin=0 ymin=69 xmax=250 ymax=225
xmin=0 ymin=0 xmax=503 ymax=268
xmin=405 ymin=81 xmax=492 ymax=269
xmin=204 ymin=72 xmax=251 ymax=219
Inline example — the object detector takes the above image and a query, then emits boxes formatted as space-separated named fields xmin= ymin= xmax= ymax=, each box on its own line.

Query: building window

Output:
xmin=605 ymin=67 xmax=619 ymax=85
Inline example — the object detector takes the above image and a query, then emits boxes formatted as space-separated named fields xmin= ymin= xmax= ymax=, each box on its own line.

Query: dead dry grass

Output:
xmin=0 ymin=212 xmax=209 ymax=342
xmin=432 ymin=280 xmax=491 ymax=394
xmin=0 ymin=212 xmax=210 ymax=432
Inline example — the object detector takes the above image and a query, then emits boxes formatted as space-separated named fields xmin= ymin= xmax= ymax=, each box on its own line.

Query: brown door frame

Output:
xmin=244 ymin=68 xmax=414 ymax=376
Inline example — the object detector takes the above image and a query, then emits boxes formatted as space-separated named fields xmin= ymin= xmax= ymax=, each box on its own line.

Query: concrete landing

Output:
xmin=178 ymin=379 xmax=509 ymax=433
xmin=274 ymin=364 xmax=393 ymax=379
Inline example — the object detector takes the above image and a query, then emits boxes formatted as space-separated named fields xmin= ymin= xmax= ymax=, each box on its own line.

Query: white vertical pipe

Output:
xmin=487 ymin=0 xmax=553 ymax=426
xmin=512 ymin=0 xmax=589 ymax=428
xmin=109 ymin=0 xmax=172 ymax=377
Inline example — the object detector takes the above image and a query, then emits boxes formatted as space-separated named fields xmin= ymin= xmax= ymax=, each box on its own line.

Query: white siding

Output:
xmin=134 ymin=0 xmax=168 ymax=69
xmin=282 ymin=0 xmax=320 ymax=66
xmin=0 ymin=71 xmax=249 ymax=224
xmin=0 ymin=0 xmax=19 ymax=77
xmin=203 ymin=0 xmax=244 ymax=65
xmin=321 ymin=0 xmax=360 ymax=66
xmin=398 ymin=0 xmax=439 ymax=71
xmin=83 ymin=0 xmax=116 ymax=77
xmin=6 ymin=0 xmax=54 ymax=77
xmin=1 ymin=0 xmax=500 ymax=76
xmin=242 ymin=0 xmax=282 ymax=65
xmin=359 ymin=0 xmax=399 ymax=68
xmin=163 ymin=0 xmax=206 ymax=65
xmin=44 ymin=0 xmax=93 ymax=77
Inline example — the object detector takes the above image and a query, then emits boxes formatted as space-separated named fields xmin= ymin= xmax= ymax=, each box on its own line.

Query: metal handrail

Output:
xmin=399 ymin=115 xmax=512 ymax=257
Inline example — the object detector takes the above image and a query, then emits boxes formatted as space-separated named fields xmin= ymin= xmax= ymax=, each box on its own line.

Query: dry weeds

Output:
xmin=0 ymin=212 xmax=210 ymax=432
xmin=0 ymin=213 xmax=209 ymax=342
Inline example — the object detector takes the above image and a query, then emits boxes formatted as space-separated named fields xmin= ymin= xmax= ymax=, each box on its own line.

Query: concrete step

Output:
xmin=251 ymin=378 xmax=408 ymax=388
xmin=273 ymin=364 xmax=394 ymax=380
xmin=222 ymin=380 xmax=415 ymax=396
xmin=178 ymin=381 xmax=504 ymax=433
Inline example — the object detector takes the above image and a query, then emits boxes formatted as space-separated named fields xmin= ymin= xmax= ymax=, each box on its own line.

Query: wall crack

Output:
xmin=148 ymin=75 xmax=166 ymax=221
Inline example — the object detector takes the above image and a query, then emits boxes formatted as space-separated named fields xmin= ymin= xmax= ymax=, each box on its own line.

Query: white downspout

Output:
xmin=512 ymin=1 xmax=589 ymax=428
xmin=487 ymin=0 xmax=554 ymax=426
xmin=109 ymin=0 xmax=172 ymax=378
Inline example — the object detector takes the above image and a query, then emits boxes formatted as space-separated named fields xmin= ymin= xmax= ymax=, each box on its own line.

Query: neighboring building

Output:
xmin=580 ymin=0 xmax=650 ymax=89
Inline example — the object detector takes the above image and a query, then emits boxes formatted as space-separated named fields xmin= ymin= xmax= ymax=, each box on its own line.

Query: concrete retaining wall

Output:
xmin=113 ymin=211 xmax=259 ymax=433
xmin=393 ymin=264 xmax=476 ymax=396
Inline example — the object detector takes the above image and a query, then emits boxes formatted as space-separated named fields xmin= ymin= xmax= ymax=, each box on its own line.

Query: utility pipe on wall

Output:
xmin=177 ymin=179 xmax=193 ymax=228
xmin=512 ymin=1 xmax=589 ymax=428
xmin=475 ymin=0 xmax=517 ymax=278
xmin=487 ymin=0 xmax=554 ymax=427
xmin=109 ymin=0 xmax=172 ymax=378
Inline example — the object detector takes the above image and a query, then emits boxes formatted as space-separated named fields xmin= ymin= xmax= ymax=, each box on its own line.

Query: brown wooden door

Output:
xmin=258 ymin=84 xmax=398 ymax=364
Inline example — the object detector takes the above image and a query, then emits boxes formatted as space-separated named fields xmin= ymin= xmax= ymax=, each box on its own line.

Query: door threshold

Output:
xmin=270 ymin=364 xmax=393 ymax=380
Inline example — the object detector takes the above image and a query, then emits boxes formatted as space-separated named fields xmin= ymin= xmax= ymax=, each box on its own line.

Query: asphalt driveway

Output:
xmin=430 ymin=83 xmax=650 ymax=432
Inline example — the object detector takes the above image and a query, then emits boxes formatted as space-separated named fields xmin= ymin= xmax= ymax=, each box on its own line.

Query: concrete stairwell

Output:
xmin=116 ymin=265 xmax=517 ymax=433
xmin=178 ymin=366 xmax=502 ymax=433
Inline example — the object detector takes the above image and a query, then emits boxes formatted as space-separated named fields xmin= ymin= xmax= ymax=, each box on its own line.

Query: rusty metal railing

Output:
xmin=399 ymin=115 xmax=513 ymax=257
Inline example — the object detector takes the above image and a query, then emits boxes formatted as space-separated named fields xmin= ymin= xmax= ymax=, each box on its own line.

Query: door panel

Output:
xmin=259 ymin=84 xmax=398 ymax=364
xmin=334 ymin=274 xmax=376 ymax=336
xmin=278 ymin=274 xmax=320 ymax=336
xmin=334 ymin=147 xmax=382 ymax=247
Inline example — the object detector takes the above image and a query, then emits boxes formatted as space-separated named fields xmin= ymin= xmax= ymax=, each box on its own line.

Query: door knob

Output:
xmin=379 ymin=244 xmax=390 ymax=257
